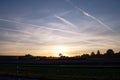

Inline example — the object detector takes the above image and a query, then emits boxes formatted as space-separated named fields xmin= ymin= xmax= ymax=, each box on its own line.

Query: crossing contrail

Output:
xmin=65 ymin=0 xmax=113 ymax=31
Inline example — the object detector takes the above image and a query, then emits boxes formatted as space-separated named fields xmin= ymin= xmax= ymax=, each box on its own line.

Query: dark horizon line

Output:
xmin=0 ymin=49 xmax=119 ymax=57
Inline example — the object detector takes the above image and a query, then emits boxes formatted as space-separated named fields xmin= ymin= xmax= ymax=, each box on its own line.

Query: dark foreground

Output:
xmin=0 ymin=64 xmax=120 ymax=80
xmin=0 ymin=76 xmax=38 ymax=80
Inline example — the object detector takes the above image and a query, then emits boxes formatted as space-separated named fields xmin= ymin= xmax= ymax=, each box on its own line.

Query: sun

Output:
xmin=57 ymin=46 xmax=65 ymax=53
xmin=54 ymin=46 xmax=68 ymax=57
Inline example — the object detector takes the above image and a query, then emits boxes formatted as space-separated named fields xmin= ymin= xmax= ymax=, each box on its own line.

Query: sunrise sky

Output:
xmin=0 ymin=0 xmax=120 ymax=56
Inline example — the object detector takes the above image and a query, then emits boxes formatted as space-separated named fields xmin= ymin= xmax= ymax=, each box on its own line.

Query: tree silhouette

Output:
xmin=81 ymin=54 xmax=90 ymax=59
xmin=91 ymin=52 xmax=95 ymax=57
xmin=97 ymin=50 xmax=100 ymax=55
xmin=106 ymin=49 xmax=114 ymax=55
xmin=59 ymin=53 xmax=63 ymax=57
xmin=96 ymin=50 xmax=101 ymax=57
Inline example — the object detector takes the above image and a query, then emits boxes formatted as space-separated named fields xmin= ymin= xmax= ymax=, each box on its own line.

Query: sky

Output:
xmin=0 ymin=0 xmax=120 ymax=57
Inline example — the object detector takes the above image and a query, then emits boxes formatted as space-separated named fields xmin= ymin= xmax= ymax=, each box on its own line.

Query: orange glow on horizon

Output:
xmin=52 ymin=46 xmax=69 ymax=57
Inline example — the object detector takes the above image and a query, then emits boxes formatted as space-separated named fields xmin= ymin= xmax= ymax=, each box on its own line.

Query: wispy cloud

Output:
xmin=0 ymin=18 xmax=110 ymax=47
xmin=0 ymin=18 xmax=85 ymax=37
xmin=0 ymin=18 xmax=117 ymax=45
xmin=0 ymin=27 xmax=31 ymax=35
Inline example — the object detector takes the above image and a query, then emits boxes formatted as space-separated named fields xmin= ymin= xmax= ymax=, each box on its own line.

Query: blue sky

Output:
xmin=0 ymin=0 xmax=120 ymax=56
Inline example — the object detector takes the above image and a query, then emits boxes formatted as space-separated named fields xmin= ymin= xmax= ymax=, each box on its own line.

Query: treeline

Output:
xmin=23 ymin=49 xmax=120 ymax=60
xmin=22 ymin=49 xmax=120 ymax=60
xmin=57 ymin=49 xmax=120 ymax=60
xmin=18 ymin=49 xmax=120 ymax=65
xmin=0 ymin=49 xmax=120 ymax=65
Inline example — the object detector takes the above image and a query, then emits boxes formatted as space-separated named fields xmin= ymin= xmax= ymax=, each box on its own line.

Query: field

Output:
xmin=0 ymin=64 xmax=120 ymax=80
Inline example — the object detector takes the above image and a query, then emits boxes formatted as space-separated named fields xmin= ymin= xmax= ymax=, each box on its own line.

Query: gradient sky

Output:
xmin=0 ymin=0 xmax=120 ymax=56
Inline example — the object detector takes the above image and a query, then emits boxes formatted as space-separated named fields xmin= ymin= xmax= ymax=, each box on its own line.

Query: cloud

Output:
xmin=0 ymin=18 xmax=111 ymax=47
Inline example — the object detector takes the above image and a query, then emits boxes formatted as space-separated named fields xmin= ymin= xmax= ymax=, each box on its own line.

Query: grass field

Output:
xmin=0 ymin=64 xmax=120 ymax=80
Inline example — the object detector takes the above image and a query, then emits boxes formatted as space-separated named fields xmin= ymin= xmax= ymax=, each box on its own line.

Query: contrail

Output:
xmin=55 ymin=15 xmax=77 ymax=29
xmin=0 ymin=19 xmax=25 ymax=25
xmin=65 ymin=0 xmax=113 ymax=31
xmin=0 ymin=18 xmax=81 ymax=35
xmin=0 ymin=26 xmax=31 ymax=35
xmin=32 ymin=9 xmax=73 ymax=24
xmin=41 ymin=26 xmax=81 ymax=35
xmin=57 ymin=9 xmax=73 ymax=16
